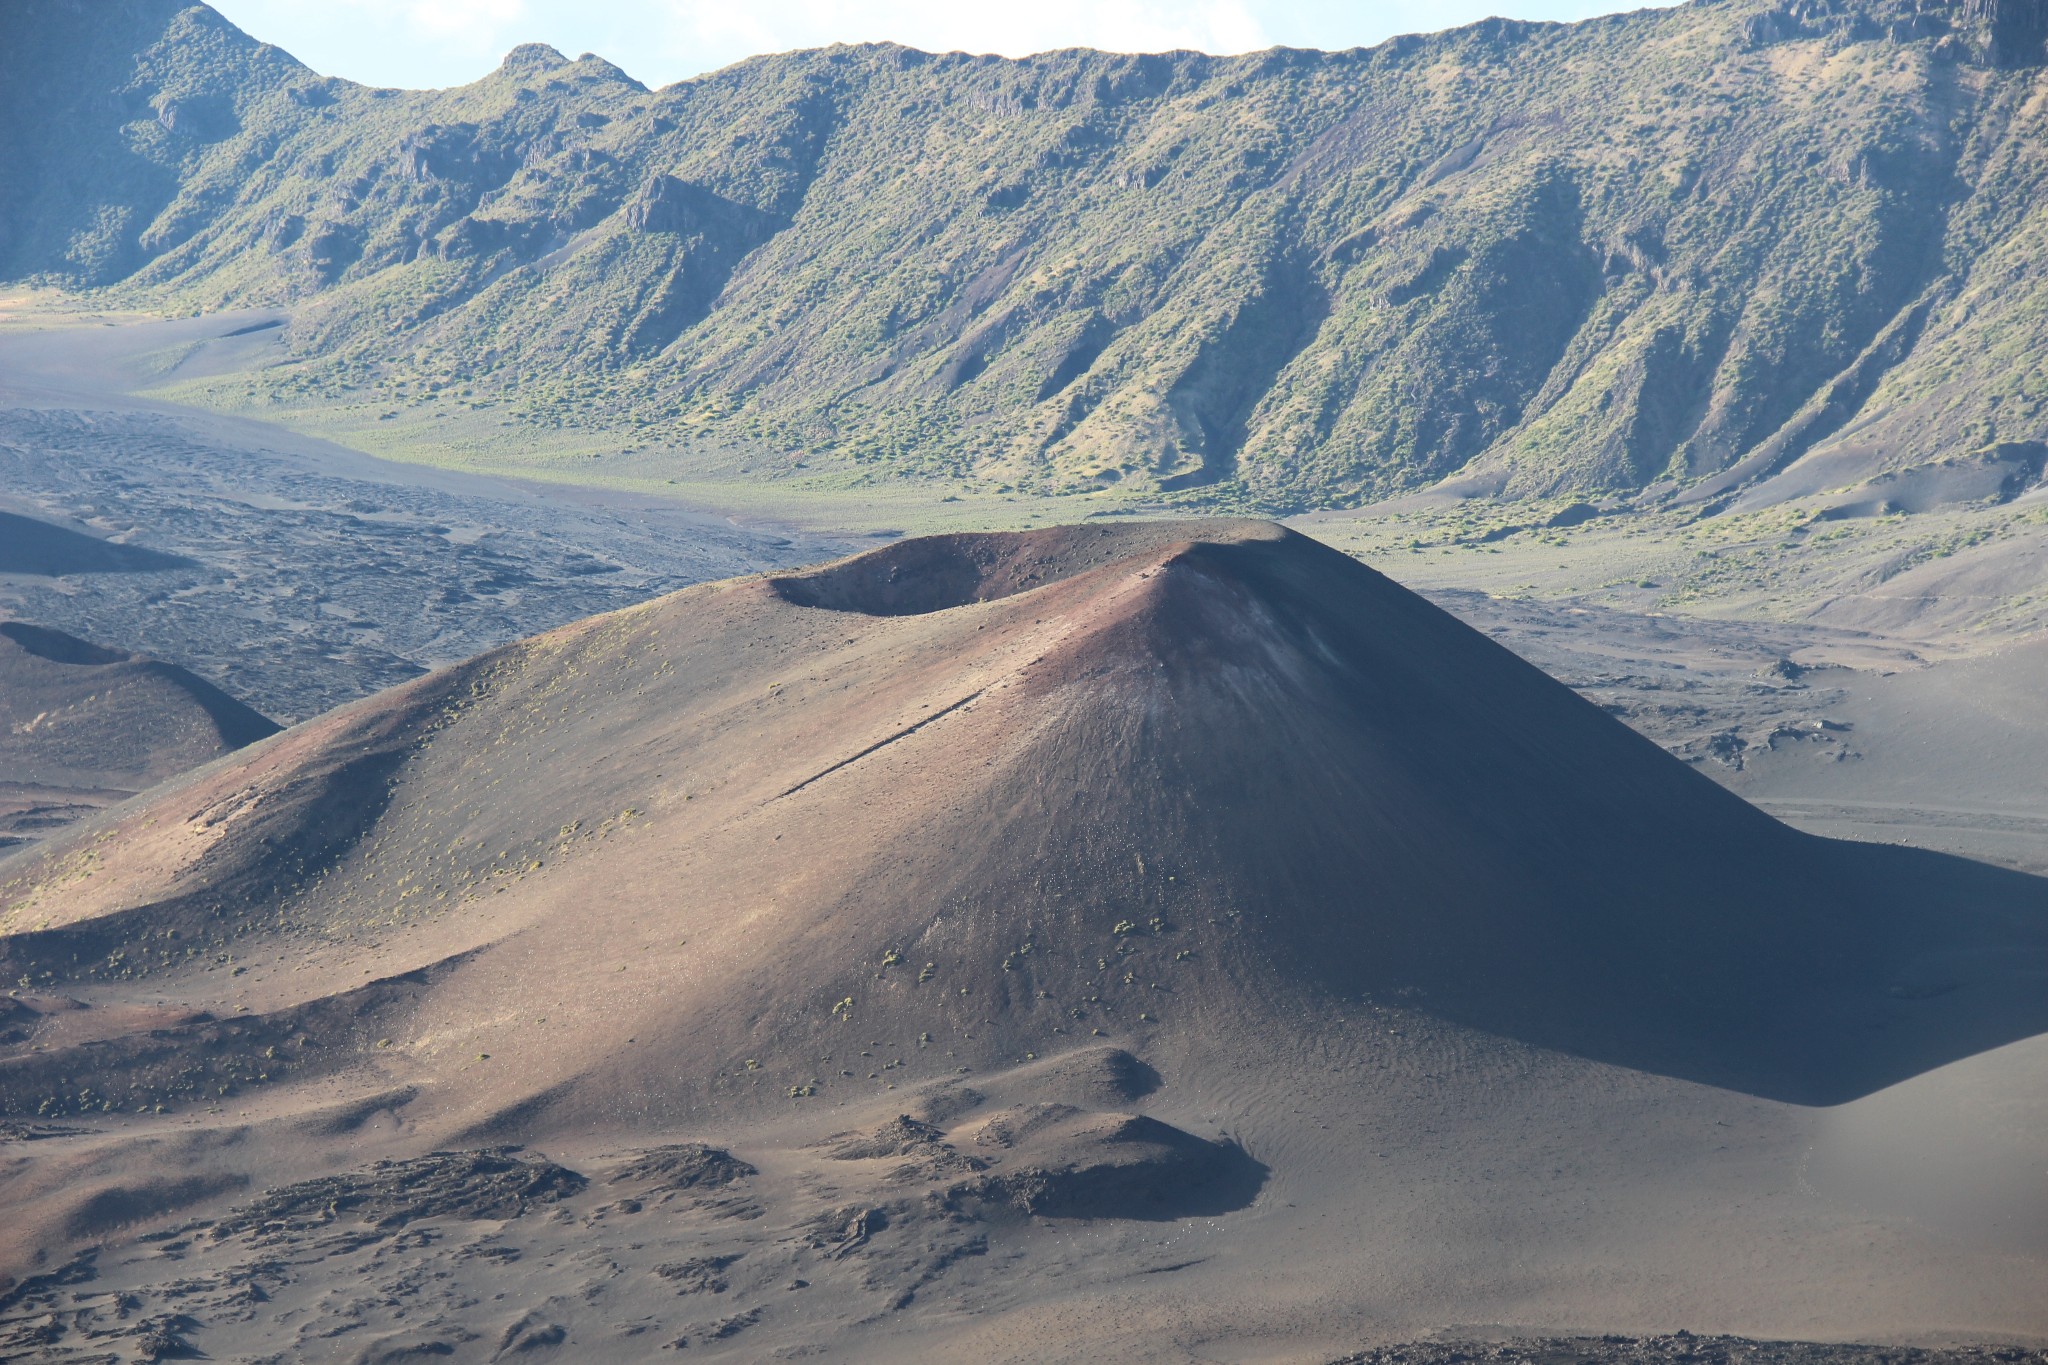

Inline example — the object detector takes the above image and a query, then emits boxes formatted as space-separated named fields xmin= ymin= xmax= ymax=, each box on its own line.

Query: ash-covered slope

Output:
xmin=0 ymin=521 xmax=2038 ymax=1116
xmin=0 ymin=621 xmax=277 ymax=788
xmin=0 ymin=619 xmax=278 ymax=853
xmin=10 ymin=1 xmax=2048 ymax=508
xmin=1 ymin=521 xmax=2044 ymax=1357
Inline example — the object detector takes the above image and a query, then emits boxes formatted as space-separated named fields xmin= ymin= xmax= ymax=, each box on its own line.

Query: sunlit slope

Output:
xmin=8 ymin=2 xmax=2048 ymax=508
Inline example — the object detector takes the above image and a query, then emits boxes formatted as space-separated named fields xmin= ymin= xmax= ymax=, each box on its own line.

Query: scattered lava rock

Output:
xmin=606 ymin=1142 xmax=755 ymax=1192
xmin=211 ymin=1147 xmax=586 ymax=1237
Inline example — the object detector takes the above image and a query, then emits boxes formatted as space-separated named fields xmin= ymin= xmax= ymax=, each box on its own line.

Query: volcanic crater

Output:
xmin=1 ymin=520 xmax=2044 ymax=1360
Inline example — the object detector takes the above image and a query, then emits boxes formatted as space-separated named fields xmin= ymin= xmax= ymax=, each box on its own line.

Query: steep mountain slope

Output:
xmin=7 ymin=0 xmax=2048 ymax=512
xmin=0 ymin=619 xmax=278 ymax=853
xmin=0 ymin=523 xmax=2041 ymax=1357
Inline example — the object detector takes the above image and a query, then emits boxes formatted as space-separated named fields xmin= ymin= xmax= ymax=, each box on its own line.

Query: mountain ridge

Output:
xmin=6 ymin=0 xmax=2048 ymax=513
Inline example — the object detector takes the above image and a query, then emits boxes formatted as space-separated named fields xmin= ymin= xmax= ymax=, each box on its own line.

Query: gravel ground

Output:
xmin=0 ymin=405 xmax=855 ymax=723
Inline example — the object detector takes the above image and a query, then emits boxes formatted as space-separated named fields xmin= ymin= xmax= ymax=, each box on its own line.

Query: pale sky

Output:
xmin=205 ymin=0 xmax=1678 ymax=91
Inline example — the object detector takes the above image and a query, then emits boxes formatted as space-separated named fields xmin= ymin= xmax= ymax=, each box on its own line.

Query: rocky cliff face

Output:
xmin=6 ymin=0 xmax=2048 ymax=511
xmin=1965 ymin=0 xmax=2048 ymax=63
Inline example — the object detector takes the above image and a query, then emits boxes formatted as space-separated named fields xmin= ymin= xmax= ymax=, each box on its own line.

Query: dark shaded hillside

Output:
xmin=0 ymin=619 xmax=277 ymax=788
xmin=0 ymin=510 xmax=193 ymax=575
xmin=7 ymin=0 xmax=2048 ymax=511
xmin=0 ymin=1 xmax=309 ymax=285
xmin=0 ymin=618 xmax=278 ymax=853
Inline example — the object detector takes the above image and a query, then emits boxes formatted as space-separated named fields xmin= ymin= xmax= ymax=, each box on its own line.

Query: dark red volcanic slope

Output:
xmin=0 ymin=521 xmax=2042 ymax=1350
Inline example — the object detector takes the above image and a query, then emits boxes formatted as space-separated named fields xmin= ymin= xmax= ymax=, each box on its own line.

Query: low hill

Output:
xmin=0 ymin=522 xmax=2040 ymax=1359
xmin=0 ymin=619 xmax=278 ymax=852
xmin=8 ymin=1 xmax=2048 ymax=511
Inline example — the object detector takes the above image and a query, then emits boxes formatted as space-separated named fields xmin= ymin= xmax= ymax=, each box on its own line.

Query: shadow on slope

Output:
xmin=760 ymin=523 xmax=2048 ymax=1107
xmin=0 ymin=511 xmax=191 ymax=575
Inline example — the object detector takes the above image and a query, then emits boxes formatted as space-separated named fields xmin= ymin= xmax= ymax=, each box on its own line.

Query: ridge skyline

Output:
xmin=203 ymin=0 xmax=1690 ymax=94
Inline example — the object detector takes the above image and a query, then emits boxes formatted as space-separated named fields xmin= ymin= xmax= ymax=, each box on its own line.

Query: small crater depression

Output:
xmin=766 ymin=522 xmax=1280 ymax=618
xmin=767 ymin=532 xmax=1075 ymax=616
